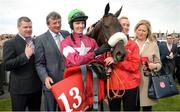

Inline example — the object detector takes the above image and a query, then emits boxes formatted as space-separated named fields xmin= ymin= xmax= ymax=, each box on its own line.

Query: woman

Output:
xmin=60 ymin=9 xmax=111 ymax=111
xmin=61 ymin=9 xmax=111 ymax=67
xmin=134 ymin=20 xmax=161 ymax=111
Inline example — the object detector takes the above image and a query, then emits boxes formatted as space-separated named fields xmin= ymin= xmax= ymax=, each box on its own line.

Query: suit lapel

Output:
xmin=16 ymin=34 xmax=26 ymax=51
xmin=139 ymin=40 xmax=150 ymax=56
xmin=60 ymin=31 xmax=66 ymax=38
xmin=46 ymin=31 xmax=62 ymax=57
xmin=165 ymin=43 xmax=170 ymax=54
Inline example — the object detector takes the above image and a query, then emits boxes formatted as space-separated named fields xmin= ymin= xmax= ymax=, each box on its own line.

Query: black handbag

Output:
xmin=148 ymin=71 xmax=179 ymax=99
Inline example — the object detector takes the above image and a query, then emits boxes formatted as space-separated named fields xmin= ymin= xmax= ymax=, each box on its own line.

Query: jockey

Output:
xmin=61 ymin=9 xmax=111 ymax=67
xmin=60 ymin=9 xmax=111 ymax=111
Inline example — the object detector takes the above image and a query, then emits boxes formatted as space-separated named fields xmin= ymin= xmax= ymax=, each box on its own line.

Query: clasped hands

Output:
xmin=166 ymin=52 xmax=174 ymax=59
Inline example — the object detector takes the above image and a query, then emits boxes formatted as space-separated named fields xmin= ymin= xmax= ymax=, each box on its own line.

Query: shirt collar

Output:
xmin=18 ymin=33 xmax=31 ymax=40
xmin=49 ymin=30 xmax=60 ymax=38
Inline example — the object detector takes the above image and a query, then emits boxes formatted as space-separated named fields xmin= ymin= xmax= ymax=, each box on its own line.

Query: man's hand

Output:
xmin=25 ymin=44 xmax=34 ymax=58
xmin=166 ymin=52 xmax=174 ymax=59
xmin=86 ymin=25 xmax=94 ymax=36
xmin=104 ymin=57 xmax=114 ymax=66
xmin=169 ymin=52 xmax=174 ymax=59
xmin=45 ymin=76 xmax=54 ymax=89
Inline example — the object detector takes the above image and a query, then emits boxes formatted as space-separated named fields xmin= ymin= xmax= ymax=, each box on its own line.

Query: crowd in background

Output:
xmin=0 ymin=34 xmax=15 ymax=95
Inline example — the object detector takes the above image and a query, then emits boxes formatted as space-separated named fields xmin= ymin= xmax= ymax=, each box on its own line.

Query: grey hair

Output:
xmin=46 ymin=11 xmax=61 ymax=25
xmin=17 ymin=16 xmax=31 ymax=27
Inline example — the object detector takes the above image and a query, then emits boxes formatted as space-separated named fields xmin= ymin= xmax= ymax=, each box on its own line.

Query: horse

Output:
xmin=87 ymin=3 xmax=127 ymax=62
xmin=87 ymin=3 xmax=127 ymax=100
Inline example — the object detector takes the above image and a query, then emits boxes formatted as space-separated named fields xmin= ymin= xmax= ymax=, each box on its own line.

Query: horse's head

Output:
xmin=87 ymin=3 xmax=127 ymax=62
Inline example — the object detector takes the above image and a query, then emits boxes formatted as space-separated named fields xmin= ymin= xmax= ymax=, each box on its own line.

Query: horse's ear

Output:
xmin=104 ymin=3 xmax=110 ymax=15
xmin=114 ymin=6 xmax=123 ymax=17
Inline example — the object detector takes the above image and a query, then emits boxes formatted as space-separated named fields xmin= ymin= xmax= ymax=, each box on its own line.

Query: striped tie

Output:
xmin=55 ymin=34 xmax=60 ymax=49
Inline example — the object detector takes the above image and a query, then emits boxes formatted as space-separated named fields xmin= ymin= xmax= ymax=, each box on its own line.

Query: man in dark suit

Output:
xmin=3 ymin=16 xmax=42 ymax=111
xmin=174 ymin=35 xmax=180 ymax=84
xmin=159 ymin=34 xmax=177 ymax=77
xmin=34 ymin=11 xmax=69 ymax=111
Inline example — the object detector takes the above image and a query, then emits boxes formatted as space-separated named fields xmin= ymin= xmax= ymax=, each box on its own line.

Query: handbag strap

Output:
xmin=150 ymin=70 xmax=161 ymax=77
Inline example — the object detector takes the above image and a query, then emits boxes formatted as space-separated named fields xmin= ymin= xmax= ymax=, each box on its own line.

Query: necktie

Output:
xmin=55 ymin=34 xmax=61 ymax=49
xmin=25 ymin=37 xmax=35 ymax=53
xmin=26 ymin=37 xmax=34 ymax=47
xmin=25 ymin=37 xmax=31 ymax=43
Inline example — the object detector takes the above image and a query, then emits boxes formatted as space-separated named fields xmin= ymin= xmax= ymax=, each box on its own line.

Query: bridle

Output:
xmin=92 ymin=14 xmax=121 ymax=45
xmin=91 ymin=14 xmax=126 ymax=100
xmin=93 ymin=15 xmax=112 ymax=44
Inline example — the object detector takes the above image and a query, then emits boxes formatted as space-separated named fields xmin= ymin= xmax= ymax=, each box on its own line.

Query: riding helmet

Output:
xmin=68 ymin=9 xmax=88 ymax=29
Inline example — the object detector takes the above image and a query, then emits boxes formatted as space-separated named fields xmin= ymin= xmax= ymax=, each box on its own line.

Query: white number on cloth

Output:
xmin=58 ymin=87 xmax=82 ymax=111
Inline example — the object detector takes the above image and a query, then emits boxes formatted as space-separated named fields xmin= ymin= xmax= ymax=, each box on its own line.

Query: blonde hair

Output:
xmin=119 ymin=16 xmax=128 ymax=20
xmin=134 ymin=19 xmax=154 ymax=41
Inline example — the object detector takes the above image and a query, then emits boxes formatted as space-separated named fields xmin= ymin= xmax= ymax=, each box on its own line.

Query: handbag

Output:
xmin=148 ymin=71 xmax=179 ymax=99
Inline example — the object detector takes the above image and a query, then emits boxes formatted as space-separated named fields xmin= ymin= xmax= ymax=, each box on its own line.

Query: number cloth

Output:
xmin=51 ymin=66 xmax=105 ymax=111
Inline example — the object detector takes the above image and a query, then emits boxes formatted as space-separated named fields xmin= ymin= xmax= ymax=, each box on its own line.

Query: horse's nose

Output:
xmin=113 ymin=43 xmax=126 ymax=62
xmin=108 ymin=32 xmax=128 ymax=47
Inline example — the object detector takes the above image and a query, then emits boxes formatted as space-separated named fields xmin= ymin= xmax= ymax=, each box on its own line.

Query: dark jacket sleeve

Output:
xmin=158 ymin=42 xmax=168 ymax=61
xmin=3 ymin=39 xmax=29 ymax=71
xmin=60 ymin=30 xmax=70 ymax=38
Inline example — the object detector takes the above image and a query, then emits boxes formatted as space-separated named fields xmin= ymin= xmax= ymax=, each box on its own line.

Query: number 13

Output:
xmin=58 ymin=87 xmax=82 ymax=111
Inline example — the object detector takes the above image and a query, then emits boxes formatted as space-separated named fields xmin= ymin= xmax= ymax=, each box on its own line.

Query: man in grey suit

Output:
xmin=35 ymin=11 xmax=69 ymax=111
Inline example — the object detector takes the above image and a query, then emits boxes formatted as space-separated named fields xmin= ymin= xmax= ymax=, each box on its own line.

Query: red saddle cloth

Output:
xmin=51 ymin=66 xmax=105 ymax=111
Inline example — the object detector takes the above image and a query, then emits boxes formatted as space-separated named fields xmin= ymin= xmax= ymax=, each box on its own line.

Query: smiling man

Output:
xmin=3 ymin=16 xmax=42 ymax=111
xmin=34 ymin=11 xmax=70 ymax=111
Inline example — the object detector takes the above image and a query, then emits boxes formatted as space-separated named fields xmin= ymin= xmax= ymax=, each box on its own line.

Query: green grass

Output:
xmin=0 ymin=98 xmax=11 ymax=111
xmin=153 ymin=95 xmax=180 ymax=111
xmin=153 ymin=83 xmax=180 ymax=111
xmin=0 ymin=84 xmax=180 ymax=111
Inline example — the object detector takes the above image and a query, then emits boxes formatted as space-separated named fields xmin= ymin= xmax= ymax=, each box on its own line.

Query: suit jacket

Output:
xmin=35 ymin=30 xmax=69 ymax=89
xmin=175 ymin=44 xmax=180 ymax=67
xmin=158 ymin=41 xmax=177 ymax=62
xmin=158 ymin=42 xmax=177 ymax=74
xmin=3 ymin=34 xmax=42 ymax=94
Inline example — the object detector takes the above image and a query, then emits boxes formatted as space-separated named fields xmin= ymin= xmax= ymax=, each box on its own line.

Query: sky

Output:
xmin=0 ymin=0 xmax=180 ymax=36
